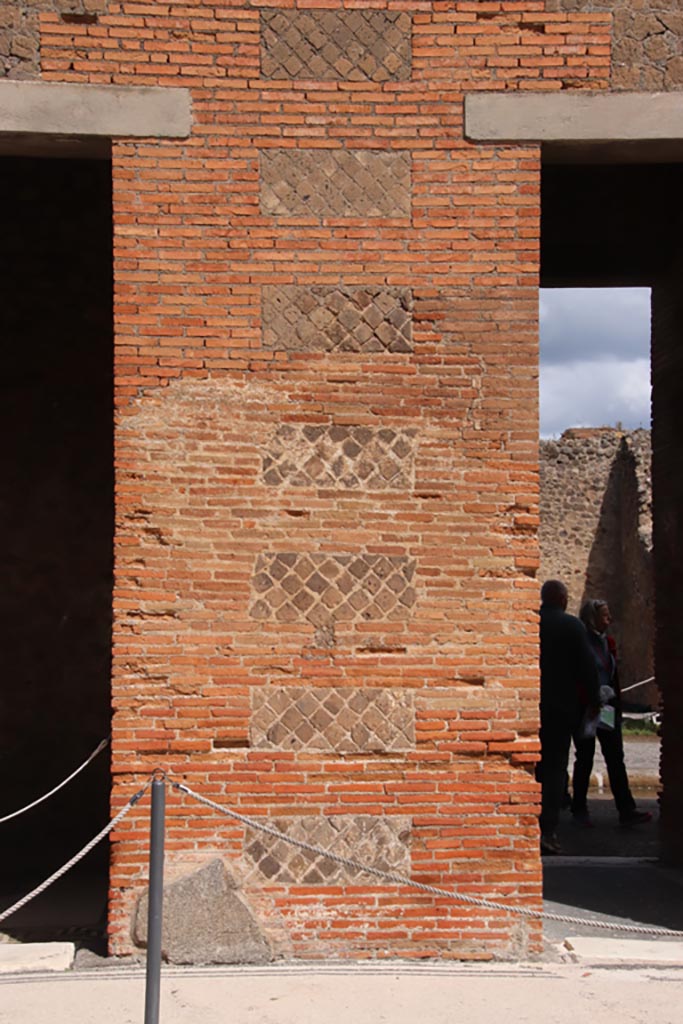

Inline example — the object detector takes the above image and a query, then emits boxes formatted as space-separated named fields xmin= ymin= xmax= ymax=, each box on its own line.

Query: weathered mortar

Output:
xmin=546 ymin=1 xmax=683 ymax=90
xmin=0 ymin=2 xmax=107 ymax=80
xmin=540 ymin=428 xmax=655 ymax=706
xmin=42 ymin=0 xmax=596 ymax=960
xmin=8 ymin=0 xmax=683 ymax=962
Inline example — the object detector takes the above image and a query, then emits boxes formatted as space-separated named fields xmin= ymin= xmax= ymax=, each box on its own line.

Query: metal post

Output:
xmin=144 ymin=776 xmax=166 ymax=1024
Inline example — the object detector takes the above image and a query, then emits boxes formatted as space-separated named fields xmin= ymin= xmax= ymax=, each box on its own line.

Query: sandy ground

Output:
xmin=1 ymin=962 xmax=683 ymax=1024
xmin=2 ymin=735 xmax=677 ymax=1024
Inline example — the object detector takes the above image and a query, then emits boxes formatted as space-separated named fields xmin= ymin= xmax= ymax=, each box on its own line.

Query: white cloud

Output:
xmin=540 ymin=357 xmax=651 ymax=438
xmin=539 ymin=288 xmax=651 ymax=437
xmin=540 ymin=287 xmax=650 ymax=365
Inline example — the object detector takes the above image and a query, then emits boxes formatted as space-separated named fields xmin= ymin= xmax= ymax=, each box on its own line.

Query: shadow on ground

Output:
xmin=554 ymin=791 xmax=659 ymax=859
xmin=543 ymin=795 xmax=683 ymax=941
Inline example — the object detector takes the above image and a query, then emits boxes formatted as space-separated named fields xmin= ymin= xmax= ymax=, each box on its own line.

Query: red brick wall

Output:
xmin=37 ymin=2 xmax=611 ymax=959
xmin=546 ymin=1 xmax=683 ymax=90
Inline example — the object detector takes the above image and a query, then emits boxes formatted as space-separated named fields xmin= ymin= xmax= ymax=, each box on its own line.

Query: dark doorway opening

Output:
xmin=539 ymin=157 xmax=683 ymax=936
xmin=541 ymin=160 xmax=683 ymax=865
xmin=0 ymin=156 xmax=113 ymax=949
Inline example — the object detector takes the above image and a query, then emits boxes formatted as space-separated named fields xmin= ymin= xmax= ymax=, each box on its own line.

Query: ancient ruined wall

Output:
xmin=539 ymin=428 xmax=655 ymax=704
xmin=546 ymin=1 xmax=683 ymax=89
xmin=5 ymin=0 xmax=612 ymax=961
xmin=0 ymin=1 xmax=108 ymax=79
xmin=540 ymin=428 xmax=623 ymax=603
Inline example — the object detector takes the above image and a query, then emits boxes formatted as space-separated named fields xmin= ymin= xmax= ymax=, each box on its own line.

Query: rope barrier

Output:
xmin=0 ymin=782 xmax=149 ymax=926
xmin=621 ymin=677 xmax=655 ymax=695
xmin=0 ymin=737 xmax=110 ymax=825
xmin=2 ymin=773 xmax=680 ymax=944
xmin=172 ymin=780 xmax=683 ymax=940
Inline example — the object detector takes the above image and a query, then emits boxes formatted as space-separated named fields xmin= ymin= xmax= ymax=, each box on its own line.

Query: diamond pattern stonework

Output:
xmin=249 ymin=554 xmax=417 ymax=626
xmin=260 ymin=150 xmax=411 ymax=219
xmin=243 ymin=815 xmax=411 ymax=885
xmin=261 ymin=10 xmax=412 ymax=82
xmin=262 ymin=424 xmax=417 ymax=490
xmin=251 ymin=686 xmax=416 ymax=753
xmin=262 ymin=286 xmax=413 ymax=354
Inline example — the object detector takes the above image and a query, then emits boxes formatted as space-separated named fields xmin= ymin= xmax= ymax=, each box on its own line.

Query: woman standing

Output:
xmin=571 ymin=599 xmax=652 ymax=828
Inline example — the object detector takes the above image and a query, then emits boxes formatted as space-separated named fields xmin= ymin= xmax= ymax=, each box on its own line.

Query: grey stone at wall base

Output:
xmin=133 ymin=860 xmax=272 ymax=965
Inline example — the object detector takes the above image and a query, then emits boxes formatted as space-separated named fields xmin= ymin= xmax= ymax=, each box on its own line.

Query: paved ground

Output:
xmin=553 ymin=791 xmax=659 ymax=859
xmin=543 ymin=736 xmax=678 ymax=952
xmin=1 ymin=961 xmax=683 ymax=1024
xmin=558 ymin=734 xmax=659 ymax=858
xmin=3 ymin=736 xmax=681 ymax=1023
xmin=591 ymin=733 xmax=659 ymax=791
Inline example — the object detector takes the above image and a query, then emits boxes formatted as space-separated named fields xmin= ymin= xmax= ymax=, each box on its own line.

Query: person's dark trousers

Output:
xmin=571 ymin=715 xmax=636 ymax=819
xmin=539 ymin=708 xmax=575 ymax=836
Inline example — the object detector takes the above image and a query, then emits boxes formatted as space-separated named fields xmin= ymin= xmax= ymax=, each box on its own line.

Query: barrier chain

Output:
xmin=172 ymin=779 xmax=683 ymax=940
xmin=0 ymin=737 xmax=110 ymax=825
xmin=2 ymin=774 xmax=681 ymax=941
xmin=0 ymin=782 xmax=149 ymax=926
xmin=621 ymin=676 xmax=655 ymax=695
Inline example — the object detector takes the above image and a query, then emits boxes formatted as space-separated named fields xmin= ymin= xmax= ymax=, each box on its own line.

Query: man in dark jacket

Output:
xmin=538 ymin=579 xmax=599 ymax=854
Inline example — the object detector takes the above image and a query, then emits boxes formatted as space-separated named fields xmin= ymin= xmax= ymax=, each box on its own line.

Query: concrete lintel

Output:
xmin=0 ymin=82 xmax=192 ymax=139
xmin=465 ymin=92 xmax=683 ymax=144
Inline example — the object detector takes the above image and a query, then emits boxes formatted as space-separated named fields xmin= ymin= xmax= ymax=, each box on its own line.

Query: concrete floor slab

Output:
xmin=0 ymin=942 xmax=74 ymax=974
xmin=2 ymin=963 xmax=683 ymax=1024
xmin=564 ymin=936 xmax=683 ymax=965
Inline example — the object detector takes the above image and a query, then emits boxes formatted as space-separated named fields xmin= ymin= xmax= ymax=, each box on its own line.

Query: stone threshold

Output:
xmin=0 ymin=942 xmax=74 ymax=974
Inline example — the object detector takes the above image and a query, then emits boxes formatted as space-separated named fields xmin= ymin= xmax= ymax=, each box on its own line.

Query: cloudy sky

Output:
xmin=539 ymin=288 xmax=651 ymax=438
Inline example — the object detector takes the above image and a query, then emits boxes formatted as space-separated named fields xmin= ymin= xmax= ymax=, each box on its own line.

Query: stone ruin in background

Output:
xmin=540 ymin=427 xmax=656 ymax=709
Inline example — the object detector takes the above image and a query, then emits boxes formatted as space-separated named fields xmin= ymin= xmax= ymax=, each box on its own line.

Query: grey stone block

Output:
xmin=0 ymin=81 xmax=192 ymax=138
xmin=133 ymin=859 xmax=271 ymax=965
xmin=0 ymin=942 xmax=74 ymax=974
xmin=465 ymin=92 xmax=683 ymax=143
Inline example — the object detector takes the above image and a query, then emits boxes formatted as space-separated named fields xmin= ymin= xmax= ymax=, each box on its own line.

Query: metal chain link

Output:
xmin=0 ymin=782 xmax=149 ymax=926
xmin=0 ymin=737 xmax=110 ymax=825
xmin=172 ymin=780 xmax=683 ymax=940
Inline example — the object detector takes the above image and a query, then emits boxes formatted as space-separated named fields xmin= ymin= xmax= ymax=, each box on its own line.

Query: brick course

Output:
xmin=15 ymin=1 xmax=613 ymax=959
xmin=546 ymin=2 xmax=683 ymax=89
xmin=0 ymin=1 xmax=107 ymax=79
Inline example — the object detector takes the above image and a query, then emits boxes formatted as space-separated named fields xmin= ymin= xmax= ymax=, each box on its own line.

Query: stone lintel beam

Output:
xmin=465 ymin=93 xmax=683 ymax=162
xmin=0 ymin=81 xmax=192 ymax=139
